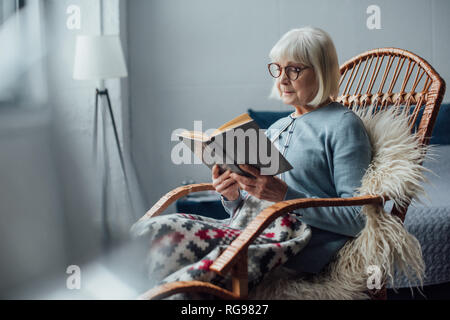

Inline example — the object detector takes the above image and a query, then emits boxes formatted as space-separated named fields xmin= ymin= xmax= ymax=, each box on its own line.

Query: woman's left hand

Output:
xmin=230 ymin=165 xmax=288 ymax=202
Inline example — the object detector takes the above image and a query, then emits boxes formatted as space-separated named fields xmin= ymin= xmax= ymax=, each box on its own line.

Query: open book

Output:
xmin=176 ymin=113 xmax=293 ymax=177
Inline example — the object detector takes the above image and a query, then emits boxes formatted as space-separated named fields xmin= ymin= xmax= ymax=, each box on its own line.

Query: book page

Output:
xmin=177 ymin=130 xmax=210 ymax=141
xmin=212 ymin=113 xmax=253 ymax=136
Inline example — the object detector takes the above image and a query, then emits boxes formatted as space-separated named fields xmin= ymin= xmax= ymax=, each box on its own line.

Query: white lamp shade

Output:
xmin=73 ymin=35 xmax=128 ymax=80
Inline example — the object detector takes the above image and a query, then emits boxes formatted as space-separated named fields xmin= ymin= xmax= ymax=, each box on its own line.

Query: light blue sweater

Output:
xmin=221 ymin=102 xmax=372 ymax=274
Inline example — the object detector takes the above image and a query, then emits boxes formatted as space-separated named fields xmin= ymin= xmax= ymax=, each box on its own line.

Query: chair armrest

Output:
xmin=139 ymin=280 xmax=239 ymax=300
xmin=139 ymin=183 xmax=215 ymax=220
xmin=210 ymin=195 xmax=387 ymax=276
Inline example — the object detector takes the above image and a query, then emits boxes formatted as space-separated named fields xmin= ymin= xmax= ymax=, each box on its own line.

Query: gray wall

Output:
xmin=127 ymin=0 xmax=450 ymax=210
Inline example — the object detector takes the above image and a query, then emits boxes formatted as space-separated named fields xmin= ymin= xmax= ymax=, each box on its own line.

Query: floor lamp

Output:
xmin=73 ymin=35 xmax=132 ymax=247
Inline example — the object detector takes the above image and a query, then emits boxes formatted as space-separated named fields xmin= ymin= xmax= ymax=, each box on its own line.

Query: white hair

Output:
xmin=269 ymin=27 xmax=340 ymax=107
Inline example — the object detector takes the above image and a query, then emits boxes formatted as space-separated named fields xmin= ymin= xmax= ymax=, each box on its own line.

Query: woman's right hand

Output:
xmin=212 ymin=165 xmax=240 ymax=201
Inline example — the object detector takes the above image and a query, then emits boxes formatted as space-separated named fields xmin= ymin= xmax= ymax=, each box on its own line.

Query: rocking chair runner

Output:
xmin=138 ymin=48 xmax=446 ymax=300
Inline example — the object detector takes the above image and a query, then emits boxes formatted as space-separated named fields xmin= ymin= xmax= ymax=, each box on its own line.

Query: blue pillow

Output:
xmin=426 ymin=103 xmax=450 ymax=145
xmin=247 ymin=109 xmax=291 ymax=129
xmin=248 ymin=103 xmax=450 ymax=144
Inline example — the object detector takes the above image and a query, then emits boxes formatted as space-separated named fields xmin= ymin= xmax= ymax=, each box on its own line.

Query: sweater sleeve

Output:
xmin=221 ymin=190 xmax=248 ymax=217
xmin=284 ymin=112 xmax=372 ymax=237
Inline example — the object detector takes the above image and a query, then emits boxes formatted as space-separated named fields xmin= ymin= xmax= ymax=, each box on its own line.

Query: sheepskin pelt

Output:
xmin=249 ymin=105 xmax=430 ymax=300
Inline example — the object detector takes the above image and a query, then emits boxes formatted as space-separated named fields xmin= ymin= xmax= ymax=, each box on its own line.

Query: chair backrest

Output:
xmin=336 ymin=48 xmax=446 ymax=222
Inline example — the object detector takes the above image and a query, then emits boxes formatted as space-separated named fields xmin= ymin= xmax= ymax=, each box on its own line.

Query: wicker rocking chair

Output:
xmin=138 ymin=48 xmax=446 ymax=300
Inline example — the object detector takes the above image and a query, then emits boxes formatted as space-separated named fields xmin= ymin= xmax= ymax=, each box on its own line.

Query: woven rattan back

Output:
xmin=337 ymin=48 xmax=446 ymax=221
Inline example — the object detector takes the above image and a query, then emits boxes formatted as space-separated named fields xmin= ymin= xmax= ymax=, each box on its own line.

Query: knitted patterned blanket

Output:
xmin=131 ymin=194 xmax=311 ymax=299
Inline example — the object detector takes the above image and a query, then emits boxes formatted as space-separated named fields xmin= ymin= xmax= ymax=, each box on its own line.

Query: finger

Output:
xmin=237 ymin=181 xmax=256 ymax=193
xmin=212 ymin=165 xmax=219 ymax=179
xmin=216 ymin=176 xmax=233 ymax=188
xmin=239 ymin=164 xmax=261 ymax=177
xmin=216 ymin=179 xmax=237 ymax=193
xmin=219 ymin=170 xmax=232 ymax=182
xmin=213 ymin=169 xmax=232 ymax=186
xmin=213 ymin=165 xmax=229 ymax=179
xmin=230 ymin=172 xmax=257 ymax=187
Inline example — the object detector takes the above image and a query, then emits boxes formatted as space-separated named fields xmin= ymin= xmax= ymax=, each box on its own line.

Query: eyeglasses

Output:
xmin=268 ymin=63 xmax=309 ymax=81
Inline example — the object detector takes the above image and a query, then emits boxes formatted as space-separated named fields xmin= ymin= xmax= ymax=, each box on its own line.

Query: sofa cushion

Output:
xmin=421 ymin=103 xmax=450 ymax=145
xmin=247 ymin=109 xmax=291 ymax=129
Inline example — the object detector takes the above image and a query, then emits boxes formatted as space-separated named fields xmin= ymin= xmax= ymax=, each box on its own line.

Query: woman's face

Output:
xmin=275 ymin=60 xmax=319 ymax=107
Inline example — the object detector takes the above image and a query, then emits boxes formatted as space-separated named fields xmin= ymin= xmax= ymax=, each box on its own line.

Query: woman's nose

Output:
xmin=280 ymin=69 xmax=290 ymax=84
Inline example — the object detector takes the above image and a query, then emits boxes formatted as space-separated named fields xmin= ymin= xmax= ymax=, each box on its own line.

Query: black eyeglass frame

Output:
xmin=267 ymin=63 xmax=309 ymax=81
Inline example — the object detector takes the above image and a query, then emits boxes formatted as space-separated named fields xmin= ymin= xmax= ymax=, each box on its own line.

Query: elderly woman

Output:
xmin=214 ymin=26 xmax=372 ymax=275
xmin=132 ymin=26 xmax=372 ymax=296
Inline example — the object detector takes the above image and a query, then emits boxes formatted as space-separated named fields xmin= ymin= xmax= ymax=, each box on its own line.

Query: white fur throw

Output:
xmin=250 ymin=105 xmax=430 ymax=300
